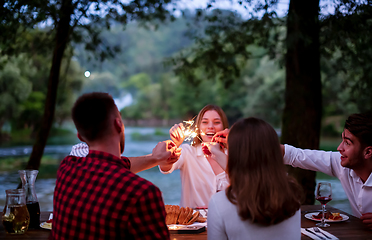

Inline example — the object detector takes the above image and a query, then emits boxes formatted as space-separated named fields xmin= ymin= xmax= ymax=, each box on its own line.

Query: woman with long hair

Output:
xmin=159 ymin=104 xmax=229 ymax=208
xmin=207 ymin=117 xmax=303 ymax=240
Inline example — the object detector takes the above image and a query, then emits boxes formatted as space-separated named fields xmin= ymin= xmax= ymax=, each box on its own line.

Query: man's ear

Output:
xmin=364 ymin=146 xmax=372 ymax=159
xmin=114 ymin=118 xmax=123 ymax=133
xmin=77 ymin=133 xmax=85 ymax=142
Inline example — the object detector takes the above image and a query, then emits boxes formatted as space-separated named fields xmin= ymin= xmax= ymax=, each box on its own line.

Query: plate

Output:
xmin=40 ymin=222 xmax=52 ymax=230
xmin=304 ymin=212 xmax=349 ymax=222
xmin=168 ymin=223 xmax=206 ymax=234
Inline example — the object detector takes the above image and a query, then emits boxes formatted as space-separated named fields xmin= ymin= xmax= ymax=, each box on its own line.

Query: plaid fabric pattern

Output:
xmin=50 ymin=150 xmax=169 ymax=240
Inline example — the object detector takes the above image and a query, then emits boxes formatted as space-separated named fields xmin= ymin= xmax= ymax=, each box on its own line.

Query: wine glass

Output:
xmin=315 ymin=182 xmax=332 ymax=227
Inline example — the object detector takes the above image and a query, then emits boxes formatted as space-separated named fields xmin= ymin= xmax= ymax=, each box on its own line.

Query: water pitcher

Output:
xmin=2 ymin=189 xmax=30 ymax=234
xmin=19 ymin=170 xmax=41 ymax=228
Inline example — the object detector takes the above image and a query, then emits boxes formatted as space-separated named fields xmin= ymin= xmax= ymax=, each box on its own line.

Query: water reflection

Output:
xmin=0 ymin=127 xmax=352 ymax=215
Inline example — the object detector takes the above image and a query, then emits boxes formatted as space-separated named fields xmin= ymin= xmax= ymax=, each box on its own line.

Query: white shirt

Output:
xmin=69 ymin=142 xmax=89 ymax=157
xmin=208 ymin=190 xmax=301 ymax=240
xmin=159 ymin=143 xmax=229 ymax=208
xmin=284 ymin=144 xmax=372 ymax=217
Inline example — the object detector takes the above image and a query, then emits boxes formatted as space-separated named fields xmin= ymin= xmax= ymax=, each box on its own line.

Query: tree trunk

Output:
xmin=281 ymin=0 xmax=322 ymax=204
xmin=25 ymin=0 xmax=73 ymax=170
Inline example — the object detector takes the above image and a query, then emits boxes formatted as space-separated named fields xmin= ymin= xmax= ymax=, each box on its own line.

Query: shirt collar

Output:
xmin=364 ymin=173 xmax=372 ymax=187
xmin=350 ymin=169 xmax=372 ymax=187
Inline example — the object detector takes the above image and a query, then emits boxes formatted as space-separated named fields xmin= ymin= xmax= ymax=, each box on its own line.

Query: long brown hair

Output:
xmin=192 ymin=104 xmax=229 ymax=146
xmin=226 ymin=117 xmax=303 ymax=226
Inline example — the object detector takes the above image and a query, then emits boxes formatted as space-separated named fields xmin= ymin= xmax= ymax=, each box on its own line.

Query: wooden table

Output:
xmin=300 ymin=205 xmax=371 ymax=239
xmin=1 ymin=205 xmax=370 ymax=239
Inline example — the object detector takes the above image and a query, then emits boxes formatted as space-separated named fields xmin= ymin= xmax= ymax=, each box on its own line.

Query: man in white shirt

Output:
xmin=281 ymin=113 xmax=372 ymax=230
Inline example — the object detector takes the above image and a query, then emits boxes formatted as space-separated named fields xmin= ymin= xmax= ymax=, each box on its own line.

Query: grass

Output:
xmin=0 ymin=155 xmax=60 ymax=178
xmin=130 ymin=128 xmax=168 ymax=141
xmin=1 ymin=127 xmax=77 ymax=147
xmin=319 ymin=137 xmax=341 ymax=151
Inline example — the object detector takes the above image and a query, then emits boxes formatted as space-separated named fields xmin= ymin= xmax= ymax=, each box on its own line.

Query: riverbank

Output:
xmin=0 ymin=127 xmax=352 ymax=215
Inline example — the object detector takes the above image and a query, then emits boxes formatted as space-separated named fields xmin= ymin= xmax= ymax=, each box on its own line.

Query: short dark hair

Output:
xmin=226 ymin=117 xmax=303 ymax=226
xmin=344 ymin=112 xmax=372 ymax=148
xmin=72 ymin=92 xmax=118 ymax=142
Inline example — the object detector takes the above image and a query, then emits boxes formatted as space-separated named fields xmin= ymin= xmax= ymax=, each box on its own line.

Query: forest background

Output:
xmin=1 ymin=0 xmax=371 ymax=206
xmin=1 ymin=8 xmax=362 ymax=144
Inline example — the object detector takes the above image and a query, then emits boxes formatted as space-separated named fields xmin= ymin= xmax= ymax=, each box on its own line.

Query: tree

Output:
xmin=167 ymin=0 xmax=372 ymax=204
xmin=320 ymin=1 xmax=372 ymax=112
xmin=168 ymin=1 xmax=320 ymax=203
xmin=281 ymin=0 xmax=321 ymax=204
xmin=1 ymin=0 xmax=174 ymax=169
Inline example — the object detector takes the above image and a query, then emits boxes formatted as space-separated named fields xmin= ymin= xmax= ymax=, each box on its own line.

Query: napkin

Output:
xmin=301 ymin=228 xmax=339 ymax=240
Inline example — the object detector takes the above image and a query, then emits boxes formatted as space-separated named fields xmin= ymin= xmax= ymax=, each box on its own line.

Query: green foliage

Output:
xmin=243 ymin=56 xmax=285 ymax=127
xmin=167 ymin=6 xmax=284 ymax=88
xmin=0 ymin=156 xmax=60 ymax=177
xmin=15 ymin=91 xmax=45 ymax=131
xmin=154 ymin=128 xmax=168 ymax=136
xmin=0 ymin=48 xmax=85 ymax=135
xmin=0 ymin=55 xmax=33 ymax=130
xmin=81 ymin=71 xmax=120 ymax=95
xmin=320 ymin=1 xmax=372 ymax=112
xmin=2 ymin=0 xmax=371 ymax=141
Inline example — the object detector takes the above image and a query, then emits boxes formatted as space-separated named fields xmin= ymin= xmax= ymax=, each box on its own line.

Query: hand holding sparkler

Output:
xmin=170 ymin=117 xmax=200 ymax=147
xmin=211 ymin=128 xmax=230 ymax=147
xmin=157 ymin=140 xmax=182 ymax=172
xmin=167 ymin=140 xmax=182 ymax=164
xmin=152 ymin=140 xmax=177 ymax=162
xmin=169 ymin=123 xmax=186 ymax=147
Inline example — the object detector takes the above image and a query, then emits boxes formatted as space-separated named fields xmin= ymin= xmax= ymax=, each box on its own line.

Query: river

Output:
xmin=0 ymin=127 xmax=353 ymax=215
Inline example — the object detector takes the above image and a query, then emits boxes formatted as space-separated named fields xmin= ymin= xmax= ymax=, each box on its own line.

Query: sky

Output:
xmin=175 ymin=0 xmax=290 ymax=18
xmin=175 ymin=0 xmax=337 ymax=18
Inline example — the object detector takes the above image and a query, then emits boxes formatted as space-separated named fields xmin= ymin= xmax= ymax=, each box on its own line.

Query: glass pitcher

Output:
xmin=19 ymin=170 xmax=41 ymax=228
xmin=2 ymin=189 xmax=30 ymax=234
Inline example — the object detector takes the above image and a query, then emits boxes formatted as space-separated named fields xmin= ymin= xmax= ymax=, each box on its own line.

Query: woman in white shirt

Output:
xmin=158 ymin=104 xmax=229 ymax=208
xmin=207 ymin=117 xmax=303 ymax=240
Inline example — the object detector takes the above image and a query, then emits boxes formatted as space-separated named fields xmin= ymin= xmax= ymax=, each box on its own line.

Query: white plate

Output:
xmin=304 ymin=212 xmax=349 ymax=222
xmin=40 ymin=222 xmax=52 ymax=230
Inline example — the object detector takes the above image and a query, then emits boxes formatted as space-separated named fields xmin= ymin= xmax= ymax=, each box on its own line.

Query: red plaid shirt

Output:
xmin=50 ymin=150 xmax=169 ymax=240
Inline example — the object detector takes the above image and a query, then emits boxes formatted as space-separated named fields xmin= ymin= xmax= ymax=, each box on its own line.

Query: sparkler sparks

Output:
xmin=182 ymin=117 xmax=202 ymax=144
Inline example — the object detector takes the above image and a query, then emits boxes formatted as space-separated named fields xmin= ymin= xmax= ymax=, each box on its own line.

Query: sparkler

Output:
xmin=182 ymin=116 xmax=203 ymax=144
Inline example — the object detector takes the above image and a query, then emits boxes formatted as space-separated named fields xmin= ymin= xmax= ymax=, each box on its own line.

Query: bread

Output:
xmin=164 ymin=205 xmax=205 ymax=225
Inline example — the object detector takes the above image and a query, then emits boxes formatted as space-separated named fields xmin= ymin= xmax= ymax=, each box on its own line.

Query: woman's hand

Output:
xmin=212 ymin=128 xmax=229 ymax=149
xmin=169 ymin=123 xmax=185 ymax=147
xmin=202 ymin=142 xmax=228 ymax=171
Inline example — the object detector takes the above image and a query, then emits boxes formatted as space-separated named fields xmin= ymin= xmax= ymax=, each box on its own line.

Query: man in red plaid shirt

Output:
xmin=50 ymin=92 xmax=180 ymax=240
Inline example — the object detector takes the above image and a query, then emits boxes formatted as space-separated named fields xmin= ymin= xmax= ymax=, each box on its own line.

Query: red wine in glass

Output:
xmin=316 ymin=182 xmax=332 ymax=227
xmin=316 ymin=196 xmax=332 ymax=205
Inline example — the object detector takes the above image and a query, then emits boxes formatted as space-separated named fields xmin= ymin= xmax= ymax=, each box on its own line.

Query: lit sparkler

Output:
xmin=182 ymin=116 xmax=202 ymax=144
